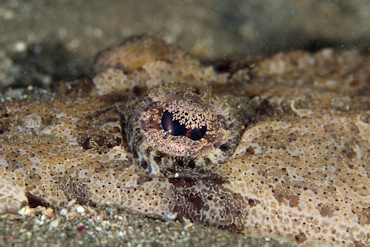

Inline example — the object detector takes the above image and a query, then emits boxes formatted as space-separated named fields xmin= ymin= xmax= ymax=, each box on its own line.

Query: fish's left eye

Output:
xmin=127 ymin=83 xmax=242 ymax=178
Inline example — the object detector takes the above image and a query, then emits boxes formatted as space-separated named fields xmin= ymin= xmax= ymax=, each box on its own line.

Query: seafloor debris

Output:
xmin=1 ymin=35 xmax=370 ymax=246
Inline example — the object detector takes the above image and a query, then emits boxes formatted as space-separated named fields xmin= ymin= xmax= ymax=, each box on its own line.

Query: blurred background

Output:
xmin=0 ymin=0 xmax=370 ymax=88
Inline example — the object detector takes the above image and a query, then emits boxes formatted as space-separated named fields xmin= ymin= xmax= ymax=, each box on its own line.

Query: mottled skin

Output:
xmin=1 ymin=36 xmax=370 ymax=246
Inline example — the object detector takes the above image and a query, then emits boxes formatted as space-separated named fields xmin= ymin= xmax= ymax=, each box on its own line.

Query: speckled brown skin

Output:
xmin=1 ymin=37 xmax=370 ymax=246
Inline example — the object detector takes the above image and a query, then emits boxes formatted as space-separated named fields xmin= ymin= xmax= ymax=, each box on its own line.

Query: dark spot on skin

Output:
xmin=25 ymin=192 xmax=50 ymax=208
xmin=272 ymin=188 xmax=299 ymax=207
xmin=319 ymin=204 xmax=334 ymax=217
xmin=342 ymin=148 xmax=356 ymax=160
xmin=133 ymin=150 xmax=139 ymax=159
xmin=153 ymin=155 xmax=162 ymax=164
xmin=187 ymin=193 xmax=204 ymax=213
xmin=347 ymin=164 xmax=354 ymax=169
xmin=175 ymin=159 xmax=184 ymax=167
xmin=115 ymin=137 xmax=123 ymax=145
xmin=141 ymin=160 xmax=148 ymax=170
xmin=169 ymin=177 xmax=198 ymax=188
xmin=219 ymin=144 xmax=229 ymax=152
xmin=295 ymin=232 xmax=308 ymax=244
xmin=81 ymin=137 xmax=93 ymax=150
xmin=94 ymin=166 xmax=106 ymax=173
xmin=248 ymin=198 xmax=256 ymax=207
xmin=245 ymin=147 xmax=255 ymax=155
xmin=204 ymin=158 xmax=212 ymax=166
xmin=187 ymin=160 xmax=196 ymax=169
xmin=137 ymin=176 xmax=153 ymax=186
xmin=132 ymin=85 xmax=145 ymax=96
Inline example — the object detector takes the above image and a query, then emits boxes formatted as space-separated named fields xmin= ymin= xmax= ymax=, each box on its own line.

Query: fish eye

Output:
xmin=127 ymin=83 xmax=242 ymax=178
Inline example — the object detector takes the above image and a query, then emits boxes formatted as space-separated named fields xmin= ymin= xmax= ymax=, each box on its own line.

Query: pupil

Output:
xmin=185 ymin=127 xmax=207 ymax=141
xmin=161 ymin=111 xmax=207 ymax=140
xmin=162 ymin=111 xmax=187 ymax=136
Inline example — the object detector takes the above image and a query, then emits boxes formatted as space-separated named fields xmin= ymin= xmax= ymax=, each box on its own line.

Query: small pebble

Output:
xmin=18 ymin=206 xmax=33 ymax=216
xmin=49 ymin=218 xmax=60 ymax=228
xmin=74 ymin=204 xmax=85 ymax=214
xmin=76 ymin=225 xmax=88 ymax=231
xmin=13 ymin=41 xmax=27 ymax=52
xmin=60 ymin=209 xmax=68 ymax=216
